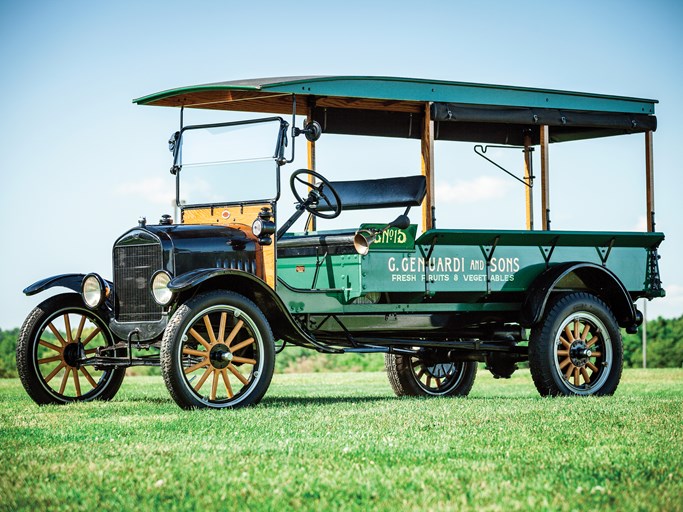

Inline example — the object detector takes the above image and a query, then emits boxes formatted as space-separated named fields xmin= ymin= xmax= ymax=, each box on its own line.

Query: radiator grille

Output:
xmin=114 ymin=243 xmax=163 ymax=322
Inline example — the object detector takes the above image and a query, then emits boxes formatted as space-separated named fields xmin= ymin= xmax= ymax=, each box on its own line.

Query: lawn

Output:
xmin=0 ymin=368 xmax=681 ymax=511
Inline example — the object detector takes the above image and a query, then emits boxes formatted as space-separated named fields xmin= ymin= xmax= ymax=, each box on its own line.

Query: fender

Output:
xmin=521 ymin=262 xmax=640 ymax=331
xmin=169 ymin=268 xmax=329 ymax=350
xmin=23 ymin=273 xmax=91 ymax=296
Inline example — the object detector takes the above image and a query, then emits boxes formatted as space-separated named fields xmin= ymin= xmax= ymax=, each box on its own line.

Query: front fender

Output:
xmin=521 ymin=262 xmax=639 ymax=330
xmin=23 ymin=273 xmax=87 ymax=296
xmin=169 ymin=268 xmax=323 ymax=349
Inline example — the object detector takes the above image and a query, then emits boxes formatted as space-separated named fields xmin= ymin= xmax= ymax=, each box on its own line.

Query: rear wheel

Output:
xmin=16 ymin=293 xmax=126 ymax=405
xmin=385 ymin=351 xmax=477 ymax=397
xmin=529 ymin=292 xmax=623 ymax=396
xmin=161 ymin=291 xmax=275 ymax=409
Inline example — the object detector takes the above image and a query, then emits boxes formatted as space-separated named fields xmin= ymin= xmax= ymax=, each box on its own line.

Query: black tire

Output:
xmin=16 ymin=293 xmax=126 ymax=405
xmin=385 ymin=351 xmax=477 ymax=397
xmin=529 ymin=292 xmax=623 ymax=396
xmin=160 ymin=291 xmax=275 ymax=409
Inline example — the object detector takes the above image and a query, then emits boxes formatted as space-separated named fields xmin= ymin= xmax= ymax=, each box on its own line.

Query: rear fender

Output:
xmin=521 ymin=262 xmax=639 ymax=330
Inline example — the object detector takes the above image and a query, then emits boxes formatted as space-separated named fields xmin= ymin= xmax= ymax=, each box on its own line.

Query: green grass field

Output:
xmin=1 ymin=368 xmax=681 ymax=511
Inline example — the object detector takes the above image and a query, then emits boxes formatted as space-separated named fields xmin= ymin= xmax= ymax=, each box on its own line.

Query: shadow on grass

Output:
xmin=261 ymin=394 xmax=541 ymax=407
xmin=262 ymin=395 xmax=397 ymax=407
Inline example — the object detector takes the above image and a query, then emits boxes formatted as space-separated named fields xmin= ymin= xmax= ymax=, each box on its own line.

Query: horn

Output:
xmin=353 ymin=230 xmax=377 ymax=256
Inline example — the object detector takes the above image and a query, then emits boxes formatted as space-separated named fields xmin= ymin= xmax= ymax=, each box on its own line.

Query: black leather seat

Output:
xmin=318 ymin=175 xmax=426 ymax=211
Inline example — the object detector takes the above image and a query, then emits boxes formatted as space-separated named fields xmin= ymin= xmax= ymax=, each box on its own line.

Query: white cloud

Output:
xmin=436 ymin=176 xmax=511 ymax=203
xmin=114 ymin=177 xmax=175 ymax=206
xmin=647 ymin=283 xmax=683 ymax=320
xmin=631 ymin=215 xmax=648 ymax=232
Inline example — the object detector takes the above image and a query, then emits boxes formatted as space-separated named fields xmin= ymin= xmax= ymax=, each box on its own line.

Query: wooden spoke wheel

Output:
xmin=16 ymin=294 xmax=126 ymax=405
xmin=161 ymin=291 xmax=274 ymax=409
xmin=529 ymin=292 xmax=623 ymax=396
xmin=385 ymin=352 xmax=477 ymax=397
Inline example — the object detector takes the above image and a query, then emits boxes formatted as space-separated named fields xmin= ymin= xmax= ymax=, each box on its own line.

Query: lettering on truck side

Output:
xmin=386 ymin=256 xmax=520 ymax=283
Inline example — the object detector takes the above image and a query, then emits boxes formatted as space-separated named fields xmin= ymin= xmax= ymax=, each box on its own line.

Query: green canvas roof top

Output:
xmin=133 ymin=76 xmax=657 ymax=145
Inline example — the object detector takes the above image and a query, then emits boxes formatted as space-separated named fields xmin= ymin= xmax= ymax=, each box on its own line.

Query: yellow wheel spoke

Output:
xmin=221 ymin=369 xmax=233 ymax=398
xmin=183 ymin=348 xmax=209 ymax=358
xmin=184 ymin=359 xmax=210 ymax=374
xmin=210 ymin=370 xmax=219 ymax=401
xmin=38 ymin=355 xmax=63 ymax=364
xmin=564 ymin=363 xmax=575 ymax=380
xmin=231 ymin=356 xmax=256 ymax=365
xmin=557 ymin=350 xmax=569 ymax=356
xmin=564 ymin=325 xmax=575 ymax=343
xmin=573 ymin=367 xmax=580 ymax=387
xmin=580 ymin=323 xmax=591 ymax=341
xmin=64 ymin=314 xmax=73 ymax=343
xmin=80 ymin=367 xmax=98 ymax=388
xmin=218 ymin=312 xmax=227 ymax=344
xmin=230 ymin=337 xmax=255 ymax=353
xmin=48 ymin=323 xmax=67 ymax=347
xmin=228 ymin=363 xmax=249 ymax=385
xmin=45 ymin=362 xmax=66 ymax=383
xmin=586 ymin=361 xmax=599 ymax=373
xmin=73 ymin=368 xmax=81 ymax=397
xmin=203 ymin=315 xmax=217 ymax=345
xmin=84 ymin=348 xmax=98 ymax=355
xmin=559 ymin=357 xmax=572 ymax=370
xmin=81 ymin=327 xmax=102 ymax=347
xmin=591 ymin=351 xmax=602 ymax=358
xmin=75 ymin=315 xmax=87 ymax=342
xmin=59 ymin=369 xmax=70 ymax=394
xmin=573 ymin=320 xmax=580 ymax=340
xmin=189 ymin=328 xmax=211 ymax=350
xmin=580 ymin=367 xmax=591 ymax=384
xmin=194 ymin=366 xmax=212 ymax=392
xmin=40 ymin=339 xmax=62 ymax=353
xmin=559 ymin=336 xmax=571 ymax=349
xmin=586 ymin=333 xmax=600 ymax=348
xmin=225 ymin=320 xmax=244 ymax=348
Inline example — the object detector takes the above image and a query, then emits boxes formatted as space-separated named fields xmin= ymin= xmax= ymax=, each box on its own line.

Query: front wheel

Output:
xmin=161 ymin=291 xmax=275 ymax=409
xmin=16 ymin=293 xmax=126 ymax=405
xmin=529 ymin=292 xmax=623 ymax=396
xmin=385 ymin=351 xmax=477 ymax=397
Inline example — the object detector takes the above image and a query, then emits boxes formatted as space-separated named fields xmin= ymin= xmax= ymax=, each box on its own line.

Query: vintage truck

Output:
xmin=17 ymin=76 xmax=664 ymax=408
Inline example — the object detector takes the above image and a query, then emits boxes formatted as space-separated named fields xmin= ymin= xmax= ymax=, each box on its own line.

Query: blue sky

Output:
xmin=1 ymin=0 xmax=682 ymax=328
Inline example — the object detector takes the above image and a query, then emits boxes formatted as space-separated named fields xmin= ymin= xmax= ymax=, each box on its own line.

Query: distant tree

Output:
xmin=623 ymin=314 xmax=683 ymax=369
xmin=0 ymin=328 xmax=19 ymax=378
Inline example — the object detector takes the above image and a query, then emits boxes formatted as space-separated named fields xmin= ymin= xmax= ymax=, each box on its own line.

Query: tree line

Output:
xmin=1 ymin=315 xmax=681 ymax=378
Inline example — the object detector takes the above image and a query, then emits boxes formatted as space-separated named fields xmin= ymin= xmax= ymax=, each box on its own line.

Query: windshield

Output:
xmin=174 ymin=117 xmax=287 ymax=206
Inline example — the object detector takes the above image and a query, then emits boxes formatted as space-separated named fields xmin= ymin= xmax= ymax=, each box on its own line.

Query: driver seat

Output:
xmin=318 ymin=175 xmax=427 ymax=212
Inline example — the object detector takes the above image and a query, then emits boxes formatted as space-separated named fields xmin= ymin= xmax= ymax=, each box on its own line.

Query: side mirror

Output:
xmin=294 ymin=121 xmax=322 ymax=142
xmin=168 ymin=131 xmax=180 ymax=152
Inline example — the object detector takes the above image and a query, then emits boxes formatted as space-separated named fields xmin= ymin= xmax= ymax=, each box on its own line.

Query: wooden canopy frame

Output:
xmin=135 ymin=76 xmax=659 ymax=233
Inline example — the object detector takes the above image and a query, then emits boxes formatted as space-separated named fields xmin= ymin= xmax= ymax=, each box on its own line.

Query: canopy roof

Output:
xmin=133 ymin=76 xmax=657 ymax=145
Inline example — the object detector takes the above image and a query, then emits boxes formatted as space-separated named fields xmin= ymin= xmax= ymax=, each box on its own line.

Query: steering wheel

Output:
xmin=290 ymin=169 xmax=343 ymax=219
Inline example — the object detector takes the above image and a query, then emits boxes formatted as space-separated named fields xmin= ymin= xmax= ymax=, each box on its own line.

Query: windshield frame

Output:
xmin=171 ymin=116 xmax=289 ymax=208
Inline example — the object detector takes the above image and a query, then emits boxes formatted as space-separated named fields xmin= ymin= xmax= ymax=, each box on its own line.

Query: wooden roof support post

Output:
xmin=523 ymin=132 xmax=534 ymax=230
xmin=645 ymin=130 xmax=655 ymax=232
xmin=540 ymin=125 xmax=550 ymax=230
xmin=305 ymin=106 xmax=317 ymax=232
xmin=421 ymin=102 xmax=435 ymax=232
